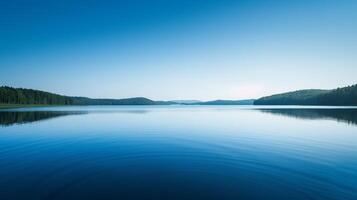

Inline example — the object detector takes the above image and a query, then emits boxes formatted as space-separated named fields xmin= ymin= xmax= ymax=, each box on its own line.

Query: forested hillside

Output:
xmin=314 ymin=84 xmax=357 ymax=105
xmin=254 ymin=84 xmax=357 ymax=106
xmin=0 ymin=86 xmax=171 ymax=106
xmin=0 ymin=86 xmax=73 ymax=105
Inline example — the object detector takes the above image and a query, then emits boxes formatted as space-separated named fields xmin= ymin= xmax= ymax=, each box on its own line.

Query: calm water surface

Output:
xmin=0 ymin=106 xmax=357 ymax=200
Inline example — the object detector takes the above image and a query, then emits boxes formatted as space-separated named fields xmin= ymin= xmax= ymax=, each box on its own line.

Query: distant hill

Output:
xmin=171 ymin=100 xmax=201 ymax=104
xmin=193 ymin=99 xmax=255 ymax=105
xmin=0 ymin=86 xmax=172 ymax=106
xmin=171 ymin=99 xmax=255 ymax=105
xmin=254 ymin=84 xmax=357 ymax=106
xmin=70 ymin=97 xmax=172 ymax=105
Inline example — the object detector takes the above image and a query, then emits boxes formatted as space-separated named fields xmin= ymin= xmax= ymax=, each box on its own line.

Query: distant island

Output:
xmin=254 ymin=84 xmax=357 ymax=106
xmin=0 ymin=84 xmax=356 ymax=108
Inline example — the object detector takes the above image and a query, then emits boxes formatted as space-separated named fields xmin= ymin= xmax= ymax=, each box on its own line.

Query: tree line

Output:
xmin=0 ymin=86 xmax=170 ymax=105
xmin=0 ymin=86 xmax=73 ymax=105
xmin=254 ymin=84 xmax=357 ymax=106
xmin=2 ymin=84 xmax=356 ymax=106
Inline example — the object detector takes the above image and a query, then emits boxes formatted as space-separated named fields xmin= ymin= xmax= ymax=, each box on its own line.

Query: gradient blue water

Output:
xmin=0 ymin=106 xmax=356 ymax=200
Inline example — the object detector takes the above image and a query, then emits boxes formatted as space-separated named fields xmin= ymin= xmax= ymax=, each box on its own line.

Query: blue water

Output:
xmin=0 ymin=106 xmax=357 ymax=200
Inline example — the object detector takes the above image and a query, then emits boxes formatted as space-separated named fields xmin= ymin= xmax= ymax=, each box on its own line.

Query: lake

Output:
xmin=0 ymin=106 xmax=357 ymax=200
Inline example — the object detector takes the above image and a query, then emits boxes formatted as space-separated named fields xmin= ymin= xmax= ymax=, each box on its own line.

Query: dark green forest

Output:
xmin=254 ymin=84 xmax=357 ymax=106
xmin=0 ymin=86 xmax=73 ymax=105
xmin=0 ymin=86 xmax=172 ymax=106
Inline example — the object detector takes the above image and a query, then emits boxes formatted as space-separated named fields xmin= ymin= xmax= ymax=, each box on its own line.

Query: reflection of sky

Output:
xmin=1 ymin=0 xmax=357 ymax=100
xmin=2 ymin=106 xmax=357 ymax=155
xmin=1 ymin=106 xmax=357 ymax=199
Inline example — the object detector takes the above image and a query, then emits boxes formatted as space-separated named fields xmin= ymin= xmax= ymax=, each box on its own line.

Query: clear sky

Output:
xmin=1 ymin=0 xmax=356 ymax=100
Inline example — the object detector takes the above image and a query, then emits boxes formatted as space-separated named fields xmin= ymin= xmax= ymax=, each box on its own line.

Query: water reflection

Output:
xmin=0 ymin=108 xmax=152 ymax=126
xmin=0 ymin=111 xmax=87 ymax=126
xmin=2 ymin=107 xmax=357 ymax=127
xmin=259 ymin=108 xmax=357 ymax=125
xmin=1 ymin=106 xmax=357 ymax=200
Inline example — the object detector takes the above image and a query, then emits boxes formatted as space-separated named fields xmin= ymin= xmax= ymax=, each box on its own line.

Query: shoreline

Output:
xmin=1 ymin=104 xmax=357 ymax=110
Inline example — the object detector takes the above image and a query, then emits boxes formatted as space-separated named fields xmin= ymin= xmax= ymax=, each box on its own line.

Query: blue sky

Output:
xmin=1 ymin=0 xmax=356 ymax=100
